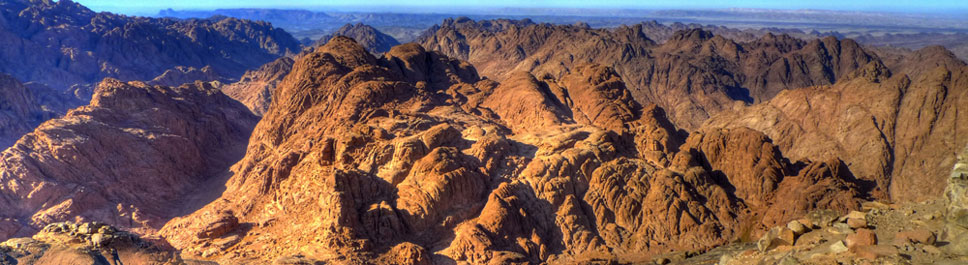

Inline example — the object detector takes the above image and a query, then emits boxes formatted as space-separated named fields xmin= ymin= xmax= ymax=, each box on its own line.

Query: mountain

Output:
xmin=315 ymin=23 xmax=401 ymax=54
xmin=157 ymin=37 xmax=866 ymax=264
xmin=0 ymin=0 xmax=301 ymax=102
xmin=220 ymin=56 xmax=295 ymax=116
xmin=704 ymin=47 xmax=968 ymax=202
xmin=418 ymin=18 xmax=876 ymax=130
xmin=0 ymin=79 xmax=257 ymax=241
xmin=0 ymin=74 xmax=51 ymax=149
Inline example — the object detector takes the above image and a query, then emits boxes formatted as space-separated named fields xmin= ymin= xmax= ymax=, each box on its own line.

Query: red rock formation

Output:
xmin=0 ymin=79 xmax=257 ymax=241
xmin=419 ymin=18 xmax=876 ymax=129
xmin=161 ymin=37 xmax=865 ymax=264
xmin=705 ymin=47 xmax=968 ymax=202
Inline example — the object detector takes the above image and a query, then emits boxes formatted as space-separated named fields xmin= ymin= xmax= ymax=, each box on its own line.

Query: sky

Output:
xmin=74 ymin=0 xmax=968 ymax=16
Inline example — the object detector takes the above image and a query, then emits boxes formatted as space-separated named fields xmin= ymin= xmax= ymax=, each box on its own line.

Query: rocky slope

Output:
xmin=0 ymin=79 xmax=257 ymax=241
xmin=679 ymin=144 xmax=968 ymax=265
xmin=705 ymin=46 xmax=968 ymax=203
xmin=0 ymin=0 xmax=301 ymax=101
xmin=418 ymin=18 xmax=876 ymax=130
xmin=158 ymin=37 xmax=871 ymax=264
xmin=0 ymin=74 xmax=51 ymax=149
xmin=316 ymin=23 xmax=401 ymax=54
xmin=220 ymin=56 xmax=295 ymax=116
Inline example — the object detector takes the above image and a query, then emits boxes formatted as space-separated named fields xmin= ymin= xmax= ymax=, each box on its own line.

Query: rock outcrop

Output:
xmin=0 ymin=222 xmax=195 ymax=265
xmin=419 ymin=18 xmax=876 ymax=129
xmin=0 ymin=79 xmax=258 ymax=241
xmin=944 ymin=144 xmax=968 ymax=255
xmin=316 ymin=23 xmax=401 ymax=54
xmin=160 ymin=37 xmax=866 ymax=264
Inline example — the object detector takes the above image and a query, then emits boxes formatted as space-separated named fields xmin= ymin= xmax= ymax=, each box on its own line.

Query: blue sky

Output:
xmin=74 ymin=0 xmax=968 ymax=15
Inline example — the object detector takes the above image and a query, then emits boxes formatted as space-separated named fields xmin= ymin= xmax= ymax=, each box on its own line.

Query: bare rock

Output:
xmin=787 ymin=220 xmax=808 ymax=235
xmin=852 ymin=245 xmax=899 ymax=260
xmin=894 ymin=229 xmax=936 ymax=245
xmin=847 ymin=218 xmax=868 ymax=229
xmin=846 ymin=229 xmax=877 ymax=248
xmin=0 ymin=80 xmax=257 ymax=241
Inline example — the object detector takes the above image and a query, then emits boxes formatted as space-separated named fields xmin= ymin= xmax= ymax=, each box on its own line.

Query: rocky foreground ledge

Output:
xmin=0 ymin=222 xmax=192 ymax=265
xmin=653 ymin=145 xmax=968 ymax=265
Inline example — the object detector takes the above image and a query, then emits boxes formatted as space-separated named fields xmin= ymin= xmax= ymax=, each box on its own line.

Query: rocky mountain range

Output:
xmin=0 ymin=0 xmax=299 ymax=148
xmin=0 ymin=0 xmax=300 ymax=99
xmin=0 ymin=73 xmax=50 ymax=149
xmin=315 ymin=23 xmax=401 ymax=54
xmin=418 ymin=18 xmax=877 ymax=130
xmin=0 ymin=2 xmax=967 ymax=264
xmin=149 ymin=34 xmax=960 ymax=264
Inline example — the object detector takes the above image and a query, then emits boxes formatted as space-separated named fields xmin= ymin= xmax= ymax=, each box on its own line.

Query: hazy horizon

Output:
xmin=73 ymin=0 xmax=968 ymax=17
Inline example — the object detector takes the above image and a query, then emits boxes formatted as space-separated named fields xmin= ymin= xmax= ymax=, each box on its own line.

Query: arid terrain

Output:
xmin=1 ymin=0 xmax=967 ymax=264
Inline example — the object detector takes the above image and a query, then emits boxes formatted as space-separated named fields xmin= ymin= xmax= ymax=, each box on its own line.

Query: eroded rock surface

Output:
xmin=0 ymin=79 xmax=257 ymax=241
xmin=161 ymin=37 xmax=867 ymax=264
xmin=706 ymin=50 xmax=968 ymax=202
xmin=419 ymin=18 xmax=876 ymax=129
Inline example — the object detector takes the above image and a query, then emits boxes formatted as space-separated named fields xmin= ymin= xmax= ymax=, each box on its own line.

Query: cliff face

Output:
xmin=159 ymin=37 xmax=866 ymax=264
xmin=0 ymin=0 xmax=301 ymax=100
xmin=0 ymin=79 xmax=257 ymax=241
xmin=418 ymin=18 xmax=875 ymax=130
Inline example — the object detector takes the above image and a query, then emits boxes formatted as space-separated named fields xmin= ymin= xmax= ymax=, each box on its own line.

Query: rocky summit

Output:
xmin=316 ymin=23 xmax=402 ymax=54
xmin=0 ymin=1 xmax=966 ymax=265
xmin=153 ymin=37 xmax=875 ymax=264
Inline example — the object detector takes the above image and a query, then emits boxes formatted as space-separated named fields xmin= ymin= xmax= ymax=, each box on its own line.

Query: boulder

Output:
xmin=846 ymin=229 xmax=877 ymax=248
xmin=893 ymin=229 xmax=936 ymax=245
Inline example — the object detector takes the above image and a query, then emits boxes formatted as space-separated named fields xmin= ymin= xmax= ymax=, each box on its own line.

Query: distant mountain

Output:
xmin=159 ymin=8 xmax=444 ymax=43
xmin=315 ymin=23 xmax=401 ymax=54
xmin=0 ymin=0 xmax=301 ymax=101
xmin=0 ymin=74 xmax=51 ymax=149
xmin=420 ymin=18 xmax=876 ymax=130
xmin=221 ymin=56 xmax=295 ymax=116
